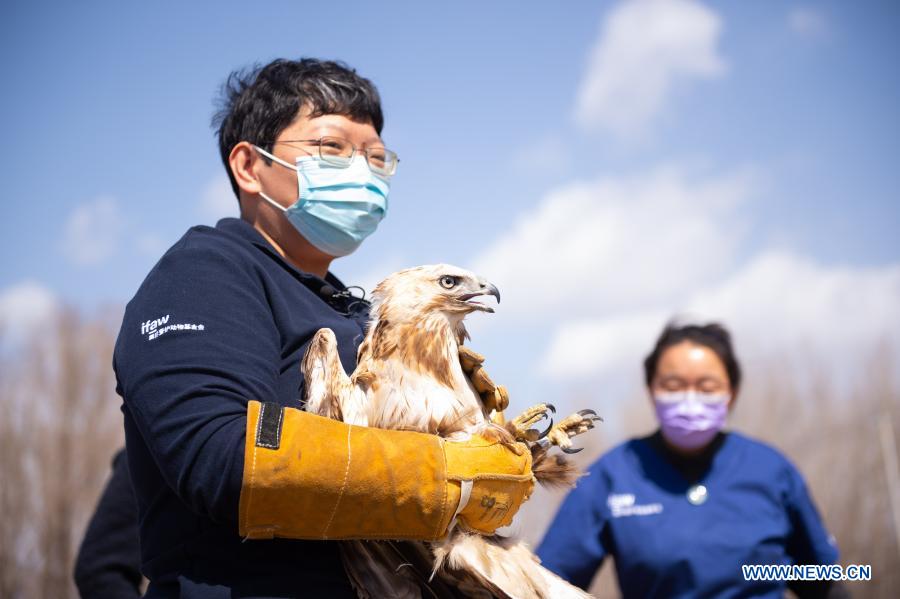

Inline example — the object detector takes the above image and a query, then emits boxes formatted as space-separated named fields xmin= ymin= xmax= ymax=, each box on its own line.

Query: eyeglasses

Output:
xmin=653 ymin=390 xmax=730 ymax=405
xmin=653 ymin=375 xmax=728 ymax=394
xmin=268 ymin=136 xmax=399 ymax=178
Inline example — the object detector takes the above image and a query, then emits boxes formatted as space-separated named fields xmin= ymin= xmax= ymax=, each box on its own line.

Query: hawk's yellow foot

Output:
xmin=546 ymin=410 xmax=603 ymax=454
xmin=507 ymin=403 xmax=557 ymax=442
xmin=458 ymin=345 xmax=510 ymax=414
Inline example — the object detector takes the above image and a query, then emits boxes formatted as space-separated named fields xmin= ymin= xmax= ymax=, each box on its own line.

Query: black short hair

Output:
xmin=643 ymin=321 xmax=742 ymax=390
xmin=212 ymin=58 xmax=384 ymax=197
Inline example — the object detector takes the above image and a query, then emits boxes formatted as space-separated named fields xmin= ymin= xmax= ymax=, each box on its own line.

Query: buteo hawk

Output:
xmin=303 ymin=264 xmax=598 ymax=598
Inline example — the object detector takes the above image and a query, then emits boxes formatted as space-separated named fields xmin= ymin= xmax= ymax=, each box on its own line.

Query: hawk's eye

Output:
xmin=439 ymin=275 xmax=457 ymax=289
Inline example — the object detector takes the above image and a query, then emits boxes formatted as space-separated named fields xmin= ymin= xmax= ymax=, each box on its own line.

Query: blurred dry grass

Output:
xmin=0 ymin=307 xmax=897 ymax=597
xmin=0 ymin=307 xmax=123 ymax=599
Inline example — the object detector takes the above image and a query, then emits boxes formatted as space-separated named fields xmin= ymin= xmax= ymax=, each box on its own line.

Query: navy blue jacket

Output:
xmin=537 ymin=431 xmax=840 ymax=598
xmin=113 ymin=218 xmax=369 ymax=597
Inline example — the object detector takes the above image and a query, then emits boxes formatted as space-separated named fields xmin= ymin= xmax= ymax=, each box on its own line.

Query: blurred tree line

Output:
xmin=0 ymin=307 xmax=123 ymax=598
xmin=0 ymin=306 xmax=897 ymax=597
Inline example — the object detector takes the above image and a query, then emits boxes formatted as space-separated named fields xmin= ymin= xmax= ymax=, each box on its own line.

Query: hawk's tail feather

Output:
xmin=340 ymin=540 xmax=422 ymax=599
xmin=341 ymin=540 xmax=469 ymax=599
xmin=431 ymin=532 xmax=592 ymax=599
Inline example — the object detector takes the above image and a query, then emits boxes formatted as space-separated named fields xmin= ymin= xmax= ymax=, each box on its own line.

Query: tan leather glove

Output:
xmin=459 ymin=346 xmax=509 ymax=424
xmin=239 ymin=401 xmax=534 ymax=541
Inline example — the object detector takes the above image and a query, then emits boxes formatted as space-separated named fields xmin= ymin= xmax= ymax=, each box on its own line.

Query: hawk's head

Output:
xmin=370 ymin=264 xmax=500 ymax=325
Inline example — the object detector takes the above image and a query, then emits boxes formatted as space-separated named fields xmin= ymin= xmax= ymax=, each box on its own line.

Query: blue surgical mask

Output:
xmin=253 ymin=146 xmax=390 ymax=257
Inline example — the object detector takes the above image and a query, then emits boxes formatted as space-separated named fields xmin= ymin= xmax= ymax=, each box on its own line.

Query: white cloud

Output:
xmin=690 ymin=252 xmax=900 ymax=359
xmin=470 ymin=158 xmax=898 ymax=397
xmin=543 ymin=309 xmax=668 ymax=379
xmin=60 ymin=197 xmax=124 ymax=266
xmin=575 ymin=0 xmax=726 ymax=138
xmin=540 ymin=252 xmax=900 ymax=383
xmin=472 ymin=165 xmax=756 ymax=320
xmin=507 ymin=133 xmax=569 ymax=177
xmin=788 ymin=7 xmax=829 ymax=40
xmin=198 ymin=175 xmax=239 ymax=223
xmin=0 ymin=281 xmax=59 ymax=345
xmin=135 ymin=233 xmax=169 ymax=258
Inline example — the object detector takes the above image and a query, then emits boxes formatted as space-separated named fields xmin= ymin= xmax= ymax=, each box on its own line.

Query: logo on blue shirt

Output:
xmin=140 ymin=314 xmax=205 ymax=341
xmin=608 ymin=493 xmax=664 ymax=518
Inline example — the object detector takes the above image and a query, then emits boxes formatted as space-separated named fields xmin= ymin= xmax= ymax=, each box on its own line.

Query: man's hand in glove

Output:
xmin=239 ymin=401 xmax=533 ymax=541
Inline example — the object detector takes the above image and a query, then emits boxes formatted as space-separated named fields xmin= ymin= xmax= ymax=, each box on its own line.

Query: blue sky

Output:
xmin=2 ymin=1 xmax=899 ymax=422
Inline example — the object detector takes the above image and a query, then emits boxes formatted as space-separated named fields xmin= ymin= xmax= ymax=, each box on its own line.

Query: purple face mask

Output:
xmin=653 ymin=391 xmax=729 ymax=451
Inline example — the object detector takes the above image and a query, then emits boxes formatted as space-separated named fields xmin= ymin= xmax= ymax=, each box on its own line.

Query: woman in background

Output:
xmin=537 ymin=322 xmax=847 ymax=598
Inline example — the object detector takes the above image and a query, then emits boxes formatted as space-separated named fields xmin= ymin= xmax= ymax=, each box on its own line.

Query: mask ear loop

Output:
xmin=253 ymin=145 xmax=305 ymax=213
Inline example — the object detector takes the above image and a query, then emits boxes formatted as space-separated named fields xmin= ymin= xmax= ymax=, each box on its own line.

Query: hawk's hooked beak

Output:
xmin=457 ymin=281 xmax=501 ymax=313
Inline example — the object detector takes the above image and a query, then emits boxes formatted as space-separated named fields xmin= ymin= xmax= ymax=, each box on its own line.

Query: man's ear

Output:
xmin=229 ymin=142 xmax=262 ymax=195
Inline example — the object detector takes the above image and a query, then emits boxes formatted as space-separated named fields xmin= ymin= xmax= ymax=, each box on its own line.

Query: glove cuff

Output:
xmin=239 ymin=401 xmax=459 ymax=541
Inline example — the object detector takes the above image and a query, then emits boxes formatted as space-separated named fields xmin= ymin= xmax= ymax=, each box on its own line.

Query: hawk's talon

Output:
xmin=577 ymin=409 xmax=603 ymax=422
xmin=537 ymin=417 xmax=554 ymax=439
xmin=542 ymin=409 xmax=604 ymax=451
xmin=507 ymin=403 xmax=558 ymax=442
xmin=507 ymin=404 xmax=601 ymax=449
